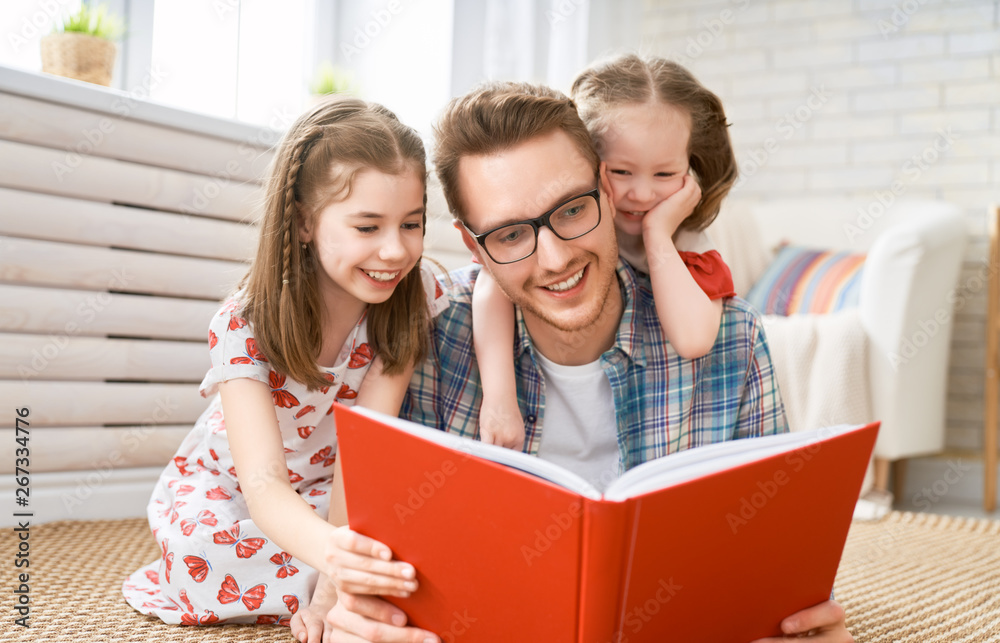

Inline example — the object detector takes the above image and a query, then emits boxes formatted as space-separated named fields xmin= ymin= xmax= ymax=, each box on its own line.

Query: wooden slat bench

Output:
xmin=0 ymin=66 xmax=270 ymax=525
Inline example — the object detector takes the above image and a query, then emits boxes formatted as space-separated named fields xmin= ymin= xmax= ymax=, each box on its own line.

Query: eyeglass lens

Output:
xmin=484 ymin=193 xmax=600 ymax=263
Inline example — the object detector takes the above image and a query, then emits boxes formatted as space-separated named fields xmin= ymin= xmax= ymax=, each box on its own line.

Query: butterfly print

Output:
xmin=206 ymin=486 xmax=232 ymax=501
xmin=256 ymin=615 xmax=290 ymax=626
xmin=208 ymin=329 xmax=218 ymax=350
xmin=158 ymin=500 xmax=186 ymax=524
xmin=164 ymin=552 xmax=173 ymax=583
xmin=174 ymin=484 xmax=195 ymax=496
xmin=181 ymin=610 xmax=221 ymax=626
xmin=228 ymin=315 xmax=248 ymax=331
xmin=209 ymin=448 xmax=220 ymax=461
xmin=287 ymin=469 xmax=303 ymax=484
xmin=297 ymin=425 xmax=315 ymax=439
xmin=319 ymin=373 xmax=336 ymax=394
xmin=217 ymin=574 xmax=267 ymax=611
xmin=180 ymin=510 xmax=218 ymax=536
xmin=231 ymin=338 xmax=267 ymax=365
xmin=294 ymin=405 xmax=316 ymax=419
xmin=308 ymin=488 xmax=327 ymax=497
xmin=183 ymin=554 xmax=212 ymax=583
xmin=179 ymin=589 xmax=196 ymax=613
xmin=309 ymin=446 xmax=336 ymax=468
xmin=173 ymin=456 xmax=192 ymax=476
xmin=219 ymin=300 xmax=239 ymax=317
xmin=145 ymin=569 xmax=159 ymax=585
xmin=213 ymin=524 xmax=267 ymax=559
xmin=269 ymin=371 xmax=300 ymax=408
xmin=269 ymin=552 xmax=299 ymax=579
xmin=348 ymin=343 xmax=374 ymax=369
xmin=209 ymin=415 xmax=227 ymax=435
xmin=196 ymin=457 xmax=221 ymax=475
xmin=283 ymin=594 xmax=300 ymax=614
xmin=336 ymin=383 xmax=357 ymax=400
xmin=161 ymin=540 xmax=174 ymax=584
xmin=327 ymin=403 xmax=336 ymax=416
xmin=173 ymin=589 xmax=222 ymax=625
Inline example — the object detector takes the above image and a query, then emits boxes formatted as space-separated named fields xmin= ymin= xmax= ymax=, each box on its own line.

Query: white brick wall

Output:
xmin=642 ymin=0 xmax=1000 ymax=468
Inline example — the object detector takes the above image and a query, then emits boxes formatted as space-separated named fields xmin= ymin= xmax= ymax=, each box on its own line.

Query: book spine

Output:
xmin=578 ymin=499 xmax=631 ymax=643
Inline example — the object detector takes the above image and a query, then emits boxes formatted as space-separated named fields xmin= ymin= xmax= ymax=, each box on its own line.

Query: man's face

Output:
xmin=456 ymin=130 xmax=619 ymax=334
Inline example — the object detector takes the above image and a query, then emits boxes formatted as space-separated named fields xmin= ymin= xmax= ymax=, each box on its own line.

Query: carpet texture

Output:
xmin=1 ymin=511 xmax=998 ymax=641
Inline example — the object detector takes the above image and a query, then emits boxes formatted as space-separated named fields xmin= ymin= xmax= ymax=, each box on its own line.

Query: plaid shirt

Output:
xmin=402 ymin=260 xmax=788 ymax=473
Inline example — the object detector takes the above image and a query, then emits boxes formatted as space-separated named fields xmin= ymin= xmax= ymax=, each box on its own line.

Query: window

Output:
xmin=3 ymin=0 xmax=637 ymax=132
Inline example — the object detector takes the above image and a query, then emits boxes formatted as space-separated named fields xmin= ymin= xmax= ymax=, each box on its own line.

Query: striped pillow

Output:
xmin=746 ymin=246 xmax=865 ymax=315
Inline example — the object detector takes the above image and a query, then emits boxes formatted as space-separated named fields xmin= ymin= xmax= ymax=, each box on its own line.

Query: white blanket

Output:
xmin=761 ymin=309 xmax=877 ymax=499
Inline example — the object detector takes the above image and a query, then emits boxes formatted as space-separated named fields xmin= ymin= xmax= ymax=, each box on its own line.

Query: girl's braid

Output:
xmin=280 ymin=126 xmax=324 ymax=292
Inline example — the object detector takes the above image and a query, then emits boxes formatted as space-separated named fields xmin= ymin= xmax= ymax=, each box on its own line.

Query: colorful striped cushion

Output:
xmin=746 ymin=246 xmax=865 ymax=315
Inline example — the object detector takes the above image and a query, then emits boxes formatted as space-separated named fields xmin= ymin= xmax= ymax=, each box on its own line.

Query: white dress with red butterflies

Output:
xmin=122 ymin=267 xmax=448 ymax=626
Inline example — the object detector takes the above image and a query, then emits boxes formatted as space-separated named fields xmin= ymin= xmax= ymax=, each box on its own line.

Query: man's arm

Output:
xmin=732 ymin=304 xmax=789 ymax=439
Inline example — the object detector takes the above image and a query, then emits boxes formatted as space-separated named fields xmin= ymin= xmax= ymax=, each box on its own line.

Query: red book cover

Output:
xmin=335 ymin=405 xmax=878 ymax=642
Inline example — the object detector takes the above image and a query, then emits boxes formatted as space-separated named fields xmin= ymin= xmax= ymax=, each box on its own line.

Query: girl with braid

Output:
xmin=123 ymin=97 xmax=446 ymax=640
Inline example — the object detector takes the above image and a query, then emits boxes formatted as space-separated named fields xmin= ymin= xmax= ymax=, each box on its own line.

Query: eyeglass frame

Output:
xmin=459 ymin=185 xmax=603 ymax=265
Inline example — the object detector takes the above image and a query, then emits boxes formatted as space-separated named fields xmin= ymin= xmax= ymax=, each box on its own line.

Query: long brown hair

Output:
xmin=241 ymin=96 xmax=428 ymax=389
xmin=433 ymin=81 xmax=600 ymax=223
xmin=570 ymin=54 xmax=737 ymax=231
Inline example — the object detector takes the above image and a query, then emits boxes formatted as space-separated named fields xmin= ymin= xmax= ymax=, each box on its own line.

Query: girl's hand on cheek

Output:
xmin=642 ymin=174 xmax=702 ymax=239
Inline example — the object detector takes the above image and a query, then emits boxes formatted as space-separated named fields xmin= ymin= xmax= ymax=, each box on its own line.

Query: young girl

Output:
xmin=475 ymin=54 xmax=737 ymax=448
xmin=122 ymin=97 xmax=447 ymax=640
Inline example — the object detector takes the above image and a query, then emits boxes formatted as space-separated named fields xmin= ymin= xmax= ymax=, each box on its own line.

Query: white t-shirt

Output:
xmin=534 ymin=350 xmax=620 ymax=491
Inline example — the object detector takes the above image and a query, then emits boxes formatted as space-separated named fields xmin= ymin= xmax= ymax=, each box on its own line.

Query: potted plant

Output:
xmin=307 ymin=62 xmax=358 ymax=107
xmin=40 ymin=3 xmax=125 ymax=87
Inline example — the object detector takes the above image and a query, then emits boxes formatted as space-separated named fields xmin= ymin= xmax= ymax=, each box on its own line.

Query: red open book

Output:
xmin=334 ymin=405 xmax=878 ymax=643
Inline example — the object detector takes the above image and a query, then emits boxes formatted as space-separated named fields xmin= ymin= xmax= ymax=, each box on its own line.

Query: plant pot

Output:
xmin=40 ymin=32 xmax=116 ymax=87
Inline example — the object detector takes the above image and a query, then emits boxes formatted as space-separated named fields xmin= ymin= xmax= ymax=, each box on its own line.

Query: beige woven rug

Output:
xmin=1 ymin=511 xmax=998 ymax=642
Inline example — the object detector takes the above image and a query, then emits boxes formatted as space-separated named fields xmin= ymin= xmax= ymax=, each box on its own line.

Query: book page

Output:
xmin=603 ymin=424 xmax=859 ymax=501
xmin=353 ymin=407 xmax=604 ymax=500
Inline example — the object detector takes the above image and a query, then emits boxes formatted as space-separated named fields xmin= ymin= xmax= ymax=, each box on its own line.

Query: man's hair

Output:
xmin=433 ymin=81 xmax=600 ymax=224
xmin=571 ymin=53 xmax=737 ymax=232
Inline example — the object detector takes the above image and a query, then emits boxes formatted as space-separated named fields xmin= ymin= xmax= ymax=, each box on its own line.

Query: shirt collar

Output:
xmin=511 ymin=259 xmax=646 ymax=368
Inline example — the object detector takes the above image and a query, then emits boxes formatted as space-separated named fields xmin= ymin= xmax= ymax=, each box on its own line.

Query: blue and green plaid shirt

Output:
xmin=402 ymin=260 xmax=788 ymax=474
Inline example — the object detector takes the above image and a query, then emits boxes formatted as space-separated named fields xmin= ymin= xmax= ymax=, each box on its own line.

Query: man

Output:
xmin=326 ymin=82 xmax=853 ymax=642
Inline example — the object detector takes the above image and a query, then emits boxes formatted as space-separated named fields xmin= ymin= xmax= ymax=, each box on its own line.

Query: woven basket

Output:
xmin=40 ymin=32 xmax=116 ymax=87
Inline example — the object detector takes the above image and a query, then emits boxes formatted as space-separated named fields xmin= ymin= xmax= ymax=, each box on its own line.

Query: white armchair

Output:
xmin=708 ymin=199 xmax=967 ymax=492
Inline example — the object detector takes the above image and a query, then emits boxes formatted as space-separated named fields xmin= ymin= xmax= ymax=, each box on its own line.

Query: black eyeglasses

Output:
xmin=461 ymin=187 xmax=602 ymax=264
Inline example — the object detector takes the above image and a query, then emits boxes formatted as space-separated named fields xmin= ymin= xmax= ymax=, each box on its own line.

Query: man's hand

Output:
xmin=326 ymin=591 xmax=440 ymax=643
xmin=751 ymin=600 xmax=853 ymax=642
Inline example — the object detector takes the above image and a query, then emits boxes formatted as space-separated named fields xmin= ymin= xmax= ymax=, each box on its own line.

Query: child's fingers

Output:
xmin=330 ymin=527 xmax=403 ymax=566
xmin=290 ymin=607 xmax=324 ymax=643
xmin=306 ymin=613 xmax=324 ymax=643
xmin=682 ymin=174 xmax=702 ymax=201
xmin=501 ymin=433 xmax=524 ymax=449
xmin=327 ymin=549 xmax=416 ymax=587
xmin=333 ymin=565 xmax=418 ymax=596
